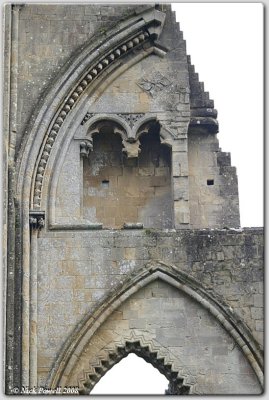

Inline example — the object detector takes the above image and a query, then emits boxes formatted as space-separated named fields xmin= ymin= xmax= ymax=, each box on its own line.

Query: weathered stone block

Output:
xmin=253 ymin=294 xmax=263 ymax=308
xmin=250 ymin=307 xmax=263 ymax=320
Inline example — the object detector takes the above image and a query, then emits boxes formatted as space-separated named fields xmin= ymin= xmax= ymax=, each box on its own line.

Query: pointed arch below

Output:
xmin=80 ymin=335 xmax=190 ymax=395
xmin=47 ymin=261 xmax=263 ymax=389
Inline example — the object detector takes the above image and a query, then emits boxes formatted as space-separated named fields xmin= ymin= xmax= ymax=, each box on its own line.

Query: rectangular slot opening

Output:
xmin=101 ymin=180 xmax=109 ymax=188
xmin=207 ymin=179 xmax=214 ymax=186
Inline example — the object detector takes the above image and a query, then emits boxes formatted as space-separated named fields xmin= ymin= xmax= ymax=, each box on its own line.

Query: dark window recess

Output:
xmin=207 ymin=179 xmax=214 ymax=186
xmin=101 ymin=180 xmax=109 ymax=188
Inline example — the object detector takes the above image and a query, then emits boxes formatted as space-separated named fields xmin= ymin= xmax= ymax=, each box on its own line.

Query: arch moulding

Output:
xmin=78 ymin=332 xmax=191 ymax=395
xmin=47 ymin=261 xmax=264 ymax=390
xmin=16 ymin=6 xmax=166 ymax=211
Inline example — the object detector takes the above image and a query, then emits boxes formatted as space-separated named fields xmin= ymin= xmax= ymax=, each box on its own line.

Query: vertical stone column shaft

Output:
xmin=29 ymin=228 xmax=38 ymax=388
xmin=21 ymin=210 xmax=30 ymax=388
xmin=4 ymin=4 xmax=24 ymax=393
xmin=172 ymin=138 xmax=190 ymax=228
xmin=9 ymin=4 xmax=21 ymax=159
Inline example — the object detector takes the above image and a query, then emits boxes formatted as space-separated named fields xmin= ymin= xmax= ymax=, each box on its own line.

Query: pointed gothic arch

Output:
xmin=80 ymin=337 xmax=190 ymax=395
xmin=47 ymin=261 xmax=263 ymax=389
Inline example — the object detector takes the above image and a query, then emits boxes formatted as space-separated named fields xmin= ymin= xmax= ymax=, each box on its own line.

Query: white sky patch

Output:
xmin=171 ymin=3 xmax=263 ymax=228
xmin=91 ymin=353 xmax=169 ymax=394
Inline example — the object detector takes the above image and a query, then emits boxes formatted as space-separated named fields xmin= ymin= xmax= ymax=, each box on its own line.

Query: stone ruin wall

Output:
xmin=3 ymin=3 xmax=263 ymax=395
xmin=7 ymin=3 xmax=240 ymax=230
xmin=37 ymin=228 xmax=263 ymax=393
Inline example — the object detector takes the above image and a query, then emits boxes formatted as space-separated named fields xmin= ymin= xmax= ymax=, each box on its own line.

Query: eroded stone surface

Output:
xmin=4 ymin=3 xmax=263 ymax=395
xmin=69 ymin=279 xmax=261 ymax=394
xmin=36 ymin=228 xmax=263 ymax=390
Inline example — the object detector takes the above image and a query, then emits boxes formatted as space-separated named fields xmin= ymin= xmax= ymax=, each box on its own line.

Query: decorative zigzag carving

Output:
xmin=78 ymin=332 xmax=191 ymax=394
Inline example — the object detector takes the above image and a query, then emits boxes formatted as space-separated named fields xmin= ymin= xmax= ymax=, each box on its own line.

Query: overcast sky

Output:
xmin=92 ymin=2 xmax=263 ymax=394
xmin=171 ymin=3 xmax=263 ymax=228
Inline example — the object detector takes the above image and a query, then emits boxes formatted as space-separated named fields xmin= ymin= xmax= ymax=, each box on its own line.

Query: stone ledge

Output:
xmin=49 ymin=223 xmax=103 ymax=230
xmin=123 ymin=223 xmax=144 ymax=229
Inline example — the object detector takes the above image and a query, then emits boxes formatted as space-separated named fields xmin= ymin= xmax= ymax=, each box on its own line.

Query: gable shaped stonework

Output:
xmin=4 ymin=4 xmax=263 ymax=394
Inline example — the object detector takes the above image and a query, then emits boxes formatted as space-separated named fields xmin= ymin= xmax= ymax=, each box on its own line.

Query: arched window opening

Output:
xmin=90 ymin=353 xmax=169 ymax=395
xmin=83 ymin=123 xmax=173 ymax=229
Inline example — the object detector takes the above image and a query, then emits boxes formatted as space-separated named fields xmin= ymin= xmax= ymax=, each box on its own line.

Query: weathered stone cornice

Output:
xmin=189 ymin=116 xmax=219 ymax=134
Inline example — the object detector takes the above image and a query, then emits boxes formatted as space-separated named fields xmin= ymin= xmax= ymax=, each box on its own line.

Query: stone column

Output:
xmin=29 ymin=212 xmax=45 ymax=388
xmin=172 ymin=141 xmax=190 ymax=228
xmin=5 ymin=4 xmax=25 ymax=392
xmin=159 ymin=114 xmax=190 ymax=229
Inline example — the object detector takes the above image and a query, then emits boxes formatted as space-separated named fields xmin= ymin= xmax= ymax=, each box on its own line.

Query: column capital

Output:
xmin=29 ymin=211 xmax=45 ymax=230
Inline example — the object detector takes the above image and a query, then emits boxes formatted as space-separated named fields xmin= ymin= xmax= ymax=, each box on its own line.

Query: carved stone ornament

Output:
xmin=81 ymin=112 xmax=94 ymax=125
xmin=118 ymin=113 xmax=145 ymax=128
xmin=79 ymin=334 xmax=191 ymax=394
xmin=137 ymin=72 xmax=172 ymax=97
xmin=29 ymin=211 xmax=45 ymax=229
xmin=173 ymin=84 xmax=190 ymax=104
xmin=137 ymin=72 xmax=190 ymax=106
xmin=122 ymin=139 xmax=141 ymax=158
xmin=80 ymin=138 xmax=93 ymax=158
